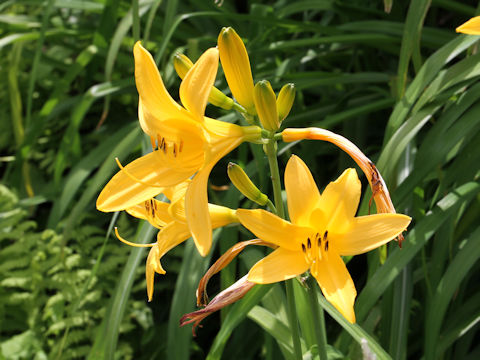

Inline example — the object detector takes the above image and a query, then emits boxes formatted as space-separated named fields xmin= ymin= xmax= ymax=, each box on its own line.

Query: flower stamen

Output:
xmin=115 ymin=227 xmax=155 ymax=247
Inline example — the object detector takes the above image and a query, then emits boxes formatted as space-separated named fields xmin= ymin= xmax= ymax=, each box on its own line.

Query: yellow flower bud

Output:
xmin=276 ymin=83 xmax=295 ymax=122
xmin=173 ymin=53 xmax=193 ymax=79
xmin=174 ymin=53 xmax=234 ymax=110
xmin=254 ymin=80 xmax=279 ymax=132
xmin=218 ymin=27 xmax=255 ymax=114
xmin=227 ymin=163 xmax=268 ymax=206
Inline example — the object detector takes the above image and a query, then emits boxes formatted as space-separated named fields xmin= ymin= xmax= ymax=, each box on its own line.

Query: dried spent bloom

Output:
xmin=237 ymin=155 xmax=411 ymax=323
xmin=180 ymin=275 xmax=255 ymax=336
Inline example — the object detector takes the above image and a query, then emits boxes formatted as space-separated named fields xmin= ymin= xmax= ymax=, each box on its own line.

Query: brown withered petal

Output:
xmin=196 ymin=239 xmax=274 ymax=306
xmin=180 ymin=275 xmax=255 ymax=336
xmin=282 ymin=127 xmax=405 ymax=247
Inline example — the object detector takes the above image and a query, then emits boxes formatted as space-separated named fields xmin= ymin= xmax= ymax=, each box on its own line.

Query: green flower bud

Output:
xmin=227 ymin=163 xmax=268 ymax=206
xmin=276 ymin=83 xmax=295 ymax=122
xmin=173 ymin=53 xmax=193 ymax=79
xmin=254 ymin=80 xmax=279 ymax=132
xmin=174 ymin=53 xmax=234 ymax=110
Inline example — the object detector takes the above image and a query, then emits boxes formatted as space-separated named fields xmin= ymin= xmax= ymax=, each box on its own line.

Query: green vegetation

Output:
xmin=1 ymin=1 xmax=479 ymax=359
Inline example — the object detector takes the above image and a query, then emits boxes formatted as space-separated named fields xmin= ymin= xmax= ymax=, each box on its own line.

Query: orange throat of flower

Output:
xmin=301 ymin=230 xmax=329 ymax=275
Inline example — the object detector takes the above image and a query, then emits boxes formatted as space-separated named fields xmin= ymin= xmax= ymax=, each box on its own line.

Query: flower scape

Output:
xmin=97 ymin=26 xmax=411 ymax=339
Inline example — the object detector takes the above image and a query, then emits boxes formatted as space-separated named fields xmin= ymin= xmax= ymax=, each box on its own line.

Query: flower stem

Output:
xmin=264 ymin=139 xmax=285 ymax=218
xmin=264 ymin=138 xmax=302 ymax=360
xmin=307 ymin=277 xmax=328 ymax=360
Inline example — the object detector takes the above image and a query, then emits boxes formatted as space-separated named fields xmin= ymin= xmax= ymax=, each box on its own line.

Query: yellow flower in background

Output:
xmin=117 ymin=181 xmax=238 ymax=301
xmin=97 ymin=42 xmax=261 ymax=256
xmin=237 ymin=155 xmax=411 ymax=323
xmin=456 ymin=16 xmax=480 ymax=34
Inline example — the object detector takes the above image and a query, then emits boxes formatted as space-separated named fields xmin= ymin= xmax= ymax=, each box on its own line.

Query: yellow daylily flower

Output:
xmin=456 ymin=16 xmax=480 ymax=34
xmin=281 ymin=127 xmax=405 ymax=246
xmin=117 ymin=181 xmax=238 ymax=301
xmin=97 ymin=42 xmax=261 ymax=255
xmin=236 ymin=155 xmax=411 ymax=323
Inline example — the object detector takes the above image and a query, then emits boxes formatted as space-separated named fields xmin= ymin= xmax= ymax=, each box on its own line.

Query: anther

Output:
xmin=301 ymin=243 xmax=306 ymax=253
xmin=179 ymin=140 xmax=184 ymax=152
xmin=173 ymin=143 xmax=178 ymax=157
xmin=323 ymin=231 xmax=328 ymax=240
xmin=160 ymin=137 xmax=165 ymax=150
xmin=150 ymin=200 xmax=155 ymax=217
xmin=307 ymin=237 xmax=311 ymax=249
xmin=324 ymin=240 xmax=329 ymax=252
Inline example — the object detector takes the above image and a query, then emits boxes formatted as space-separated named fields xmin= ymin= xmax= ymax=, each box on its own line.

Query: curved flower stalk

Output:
xmin=237 ymin=155 xmax=411 ymax=323
xmin=456 ymin=16 xmax=480 ymax=34
xmin=97 ymin=42 xmax=262 ymax=255
xmin=281 ymin=127 xmax=405 ymax=246
xmin=116 ymin=181 xmax=238 ymax=301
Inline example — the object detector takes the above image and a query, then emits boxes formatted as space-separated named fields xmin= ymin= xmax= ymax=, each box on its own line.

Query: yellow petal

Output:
xmin=126 ymin=199 xmax=172 ymax=228
xmin=166 ymin=181 xmax=190 ymax=223
xmin=185 ymin=163 xmax=214 ymax=257
xmin=334 ymin=214 xmax=411 ymax=256
xmin=218 ymin=27 xmax=255 ymax=113
xmin=139 ymin=106 xmax=207 ymax=170
xmin=456 ymin=16 xmax=480 ymax=35
xmin=248 ymin=248 xmax=309 ymax=283
xmin=209 ymin=204 xmax=238 ymax=228
xmin=180 ymin=48 xmax=219 ymax=120
xmin=96 ymin=152 xmax=196 ymax=212
xmin=146 ymin=221 xmax=192 ymax=301
xmin=311 ymin=248 xmax=357 ymax=323
xmin=316 ymin=168 xmax=361 ymax=233
xmin=285 ymin=155 xmax=321 ymax=227
xmin=157 ymin=221 xmax=191 ymax=257
xmin=146 ymin=244 xmax=165 ymax=302
xmin=133 ymin=42 xmax=182 ymax=127
xmin=236 ymin=209 xmax=310 ymax=251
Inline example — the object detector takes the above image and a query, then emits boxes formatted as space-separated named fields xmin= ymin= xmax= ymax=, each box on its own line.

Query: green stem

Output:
xmin=265 ymin=199 xmax=276 ymax=214
xmin=264 ymin=138 xmax=302 ymax=360
xmin=307 ymin=277 xmax=328 ymax=360
xmin=264 ymin=139 xmax=285 ymax=218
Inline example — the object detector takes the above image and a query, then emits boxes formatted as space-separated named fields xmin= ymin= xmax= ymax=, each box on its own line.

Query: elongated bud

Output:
xmin=277 ymin=83 xmax=295 ymax=122
xmin=254 ymin=80 xmax=279 ymax=131
xmin=174 ymin=53 xmax=234 ymax=110
xmin=218 ymin=27 xmax=255 ymax=114
xmin=173 ymin=53 xmax=193 ymax=78
xmin=227 ymin=162 xmax=268 ymax=206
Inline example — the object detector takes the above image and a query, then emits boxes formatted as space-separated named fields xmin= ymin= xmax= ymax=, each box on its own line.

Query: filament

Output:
xmin=115 ymin=227 xmax=155 ymax=248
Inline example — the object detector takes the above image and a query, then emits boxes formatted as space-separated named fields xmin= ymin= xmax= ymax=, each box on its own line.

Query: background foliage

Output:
xmin=1 ymin=0 xmax=479 ymax=359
